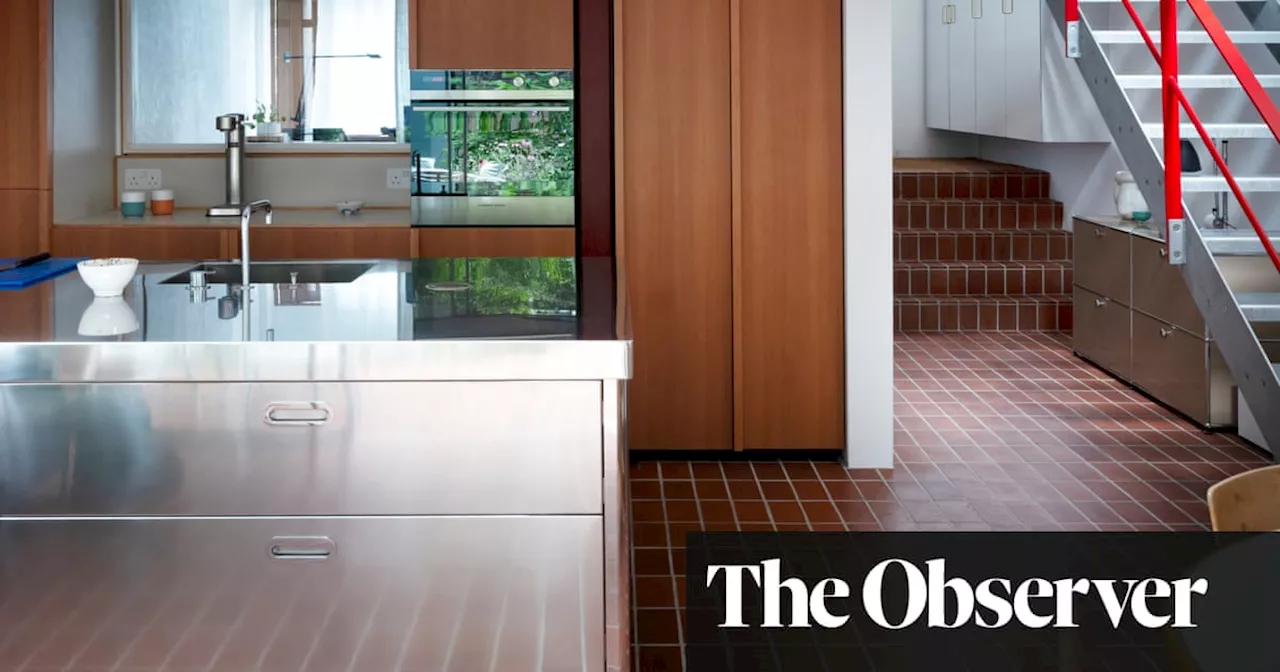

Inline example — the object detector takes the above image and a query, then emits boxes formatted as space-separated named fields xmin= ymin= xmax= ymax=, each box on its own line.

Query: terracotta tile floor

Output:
xmin=629 ymin=332 xmax=1269 ymax=670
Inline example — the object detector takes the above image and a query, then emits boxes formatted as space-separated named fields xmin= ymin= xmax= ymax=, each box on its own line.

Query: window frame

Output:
xmin=117 ymin=0 xmax=410 ymax=156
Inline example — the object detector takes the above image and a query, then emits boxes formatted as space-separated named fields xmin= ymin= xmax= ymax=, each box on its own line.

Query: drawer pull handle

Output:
xmin=1094 ymin=298 xmax=1108 ymax=307
xmin=264 ymin=402 xmax=332 ymax=426
xmin=1093 ymin=228 xmax=1104 ymax=238
xmin=1159 ymin=327 xmax=1174 ymax=338
xmin=270 ymin=536 xmax=335 ymax=559
xmin=1159 ymin=248 xmax=1167 ymax=258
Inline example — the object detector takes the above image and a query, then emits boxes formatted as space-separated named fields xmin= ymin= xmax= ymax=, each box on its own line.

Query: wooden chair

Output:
xmin=1207 ymin=464 xmax=1280 ymax=531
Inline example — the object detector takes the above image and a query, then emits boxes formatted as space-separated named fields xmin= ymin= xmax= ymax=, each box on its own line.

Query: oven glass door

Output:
xmin=409 ymin=103 xmax=574 ymax=198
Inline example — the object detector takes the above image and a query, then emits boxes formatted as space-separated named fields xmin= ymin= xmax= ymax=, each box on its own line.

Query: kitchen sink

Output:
xmin=159 ymin=262 xmax=375 ymax=285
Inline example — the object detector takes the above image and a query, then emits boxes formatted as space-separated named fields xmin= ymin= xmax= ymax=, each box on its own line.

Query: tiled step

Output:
xmin=894 ymin=199 xmax=1064 ymax=231
xmin=895 ymin=261 xmax=1073 ymax=296
xmin=896 ymin=295 xmax=1073 ymax=333
xmin=893 ymin=168 xmax=1050 ymax=200
xmin=895 ymin=230 xmax=1073 ymax=263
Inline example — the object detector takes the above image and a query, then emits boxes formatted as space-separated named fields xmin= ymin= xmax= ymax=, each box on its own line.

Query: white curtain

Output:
xmin=129 ymin=0 xmax=272 ymax=145
xmin=309 ymin=0 xmax=403 ymax=137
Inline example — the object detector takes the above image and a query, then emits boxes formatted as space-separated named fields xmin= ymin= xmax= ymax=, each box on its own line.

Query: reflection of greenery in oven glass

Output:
xmin=411 ymin=257 xmax=577 ymax=316
xmin=451 ymin=108 xmax=574 ymax=197
xmin=449 ymin=70 xmax=574 ymax=91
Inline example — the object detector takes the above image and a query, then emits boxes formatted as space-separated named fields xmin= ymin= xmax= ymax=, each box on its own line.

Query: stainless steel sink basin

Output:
xmin=159 ymin=262 xmax=375 ymax=285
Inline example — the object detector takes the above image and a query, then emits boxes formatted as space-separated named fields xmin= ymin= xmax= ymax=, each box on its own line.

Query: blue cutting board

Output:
xmin=0 ymin=257 xmax=86 ymax=290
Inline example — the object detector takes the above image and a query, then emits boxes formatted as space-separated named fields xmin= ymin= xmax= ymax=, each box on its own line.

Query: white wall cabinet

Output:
xmin=926 ymin=0 xmax=1108 ymax=142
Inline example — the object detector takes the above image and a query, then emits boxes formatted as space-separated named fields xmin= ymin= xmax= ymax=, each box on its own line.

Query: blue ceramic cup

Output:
xmin=120 ymin=192 xmax=146 ymax=218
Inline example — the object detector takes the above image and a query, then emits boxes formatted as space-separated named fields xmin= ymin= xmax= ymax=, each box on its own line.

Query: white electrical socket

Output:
xmin=386 ymin=167 xmax=412 ymax=190
xmin=123 ymin=169 xmax=163 ymax=190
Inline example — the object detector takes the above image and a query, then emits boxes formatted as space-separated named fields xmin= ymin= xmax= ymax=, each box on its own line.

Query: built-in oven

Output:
xmin=406 ymin=70 xmax=574 ymax=227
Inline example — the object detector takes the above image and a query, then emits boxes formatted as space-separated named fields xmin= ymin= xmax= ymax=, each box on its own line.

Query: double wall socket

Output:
xmin=123 ymin=169 xmax=163 ymax=190
xmin=386 ymin=167 xmax=412 ymax=190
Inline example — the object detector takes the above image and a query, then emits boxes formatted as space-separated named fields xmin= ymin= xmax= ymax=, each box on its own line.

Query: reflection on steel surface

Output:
xmin=0 ymin=382 xmax=605 ymax=517
xmin=0 ymin=517 xmax=603 ymax=671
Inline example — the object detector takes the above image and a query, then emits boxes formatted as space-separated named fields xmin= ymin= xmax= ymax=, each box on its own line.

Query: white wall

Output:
xmin=892 ymin=0 xmax=980 ymax=158
xmin=845 ymin=0 xmax=895 ymax=469
xmin=52 ymin=0 xmax=117 ymax=221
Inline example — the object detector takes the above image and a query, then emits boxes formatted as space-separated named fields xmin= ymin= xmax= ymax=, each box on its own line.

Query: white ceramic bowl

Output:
xmin=336 ymin=200 xmax=364 ymax=216
xmin=77 ymin=296 xmax=139 ymax=337
xmin=77 ymin=258 xmax=138 ymax=298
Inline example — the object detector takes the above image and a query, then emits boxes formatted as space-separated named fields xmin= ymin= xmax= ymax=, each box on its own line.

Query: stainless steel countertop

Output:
xmin=1073 ymin=214 xmax=1165 ymax=242
xmin=0 ymin=259 xmax=631 ymax=383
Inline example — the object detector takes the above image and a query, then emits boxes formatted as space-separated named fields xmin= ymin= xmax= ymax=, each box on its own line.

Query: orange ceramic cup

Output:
xmin=151 ymin=190 xmax=175 ymax=216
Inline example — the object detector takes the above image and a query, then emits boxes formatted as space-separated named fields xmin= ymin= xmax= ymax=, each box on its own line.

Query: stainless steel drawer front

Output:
xmin=1073 ymin=286 xmax=1132 ymax=379
xmin=0 ymin=381 xmax=604 ymax=517
xmin=0 ymin=516 xmax=604 ymax=672
xmin=1074 ymin=221 xmax=1132 ymax=303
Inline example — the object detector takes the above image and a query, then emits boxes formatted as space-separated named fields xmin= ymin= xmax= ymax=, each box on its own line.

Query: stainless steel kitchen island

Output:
xmin=0 ymin=258 xmax=632 ymax=672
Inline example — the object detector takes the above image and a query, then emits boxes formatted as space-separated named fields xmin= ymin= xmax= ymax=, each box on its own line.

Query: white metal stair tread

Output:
xmin=1119 ymin=75 xmax=1280 ymax=89
xmin=1182 ymin=175 xmax=1280 ymax=193
xmin=1201 ymin=229 xmax=1280 ymax=255
xmin=1094 ymin=30 xmax=1280 ymax=44
xmin=1144 ymin=123 xmax=1276 ymax=139
xmin=1237 ymin=293 xmax=1280 ymax=322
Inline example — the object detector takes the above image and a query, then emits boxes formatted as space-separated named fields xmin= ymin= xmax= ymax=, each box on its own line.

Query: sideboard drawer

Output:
xmin=1073 ymin=286 xmax=1132 ymax=380
xmin=1074 ymin=220 xmax=1131 ymax=303
xmin=1132 ymin=234 xmax=1206 ymax=337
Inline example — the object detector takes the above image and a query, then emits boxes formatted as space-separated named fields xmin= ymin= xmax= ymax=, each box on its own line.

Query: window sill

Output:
xmin=121 ymin=142 xmax=410 ymax=157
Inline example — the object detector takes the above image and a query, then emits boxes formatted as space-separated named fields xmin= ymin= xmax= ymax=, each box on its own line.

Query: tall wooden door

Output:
xmin=0 ymin=0 xmax=51 ymax=257
xmin=735 ymin=0 xmax=845 ymax=449
xmin=620 ymin=0 xmax=735 ymax=450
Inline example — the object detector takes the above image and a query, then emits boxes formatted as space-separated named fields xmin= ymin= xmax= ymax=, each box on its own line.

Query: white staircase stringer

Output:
xmin=1045 ymin=0 xmax=1280 ymax=456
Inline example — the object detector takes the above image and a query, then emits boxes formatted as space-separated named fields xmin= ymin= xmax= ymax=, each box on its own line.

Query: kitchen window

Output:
xmin=121 ymin=0 xmax=409 ymax=153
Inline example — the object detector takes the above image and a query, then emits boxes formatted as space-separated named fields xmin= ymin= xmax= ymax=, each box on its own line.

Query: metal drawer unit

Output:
xmin=0 ymin=370 xmax=632 ymax=672
xmin=1073 ymin=217 xmax=1236 ymax=429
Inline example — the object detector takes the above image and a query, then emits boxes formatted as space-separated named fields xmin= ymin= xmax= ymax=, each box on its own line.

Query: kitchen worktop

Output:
xmin=1074 ymin=214 xmax=1165 ymax=242
xmin=3 ymin=257 xmax=603 ymax=342
xmin=0 ymin=257 xmax=627 ymax=382
xmin=57 ymin=209 xmax=412 ymax=228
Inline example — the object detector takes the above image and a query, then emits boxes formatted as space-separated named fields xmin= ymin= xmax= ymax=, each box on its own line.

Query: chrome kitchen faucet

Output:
xmin=207 ymin=113 xmax=249 ymax=217
xmin=239 ymin=200 xmax=273 ymax=341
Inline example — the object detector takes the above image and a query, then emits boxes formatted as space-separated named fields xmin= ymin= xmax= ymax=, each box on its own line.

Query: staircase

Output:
xmin=1053 ymin=0 xmax=1280 ymax=452
xmin=893 ymin=159 xmax=1074 ymax=332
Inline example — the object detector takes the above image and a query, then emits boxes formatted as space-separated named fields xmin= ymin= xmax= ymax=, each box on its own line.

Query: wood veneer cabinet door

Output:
xmin=415 ymin=0 xmax=574 ymax=69
xmin=621 ymin=0 xmax=734 ymax=450
xmin=245 ymin=227 xmax=412 ymax=260
xmin=52 ymin=226 xmax=230 ymax=261
xmin=735 ymin=0 xmax=845 ymax=449
xmin=0 ymin=0 xmax=51 ymax=191
xmin=0 ymin=191 xmax=48 ymax=258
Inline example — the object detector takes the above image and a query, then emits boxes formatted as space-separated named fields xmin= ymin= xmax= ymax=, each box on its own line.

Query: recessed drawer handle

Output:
xmin=1094 ymin=298 xmax=1108 ymax=307
xmin=264 ymin=402 xmax=332 ymax=426
xmin=270 ymin=536 xmax=335 ymax=559
xmin=1159 ymin=327 xmax=1174 ymax=338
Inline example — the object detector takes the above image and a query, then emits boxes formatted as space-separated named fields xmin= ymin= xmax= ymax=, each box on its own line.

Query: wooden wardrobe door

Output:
xmin=735 ymin=0 xmax=845 ymax=449
xmin=620 ymin=0 xmax=734 ymax=450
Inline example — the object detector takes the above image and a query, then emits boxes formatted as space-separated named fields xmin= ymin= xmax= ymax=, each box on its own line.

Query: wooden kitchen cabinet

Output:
xmin=736 ymin=0 xmax=845 ymax=450
xmin=619 ymin=0 xmax=735 ymax=450
xmin=0 ymin=0 xmax=51 ymax=192
xmin=244 ymin=227 xmax=412 ymax=260
xmin=52 ymin=226 xmax=230 ymax=261
xmin=413 ymin=0 xmax=574 ymax=69
xmin=0 ymin=0 xmax=52 ymax=259
xmin=618 ymin=0 xmax=845 ymax=451
xmin=416 ymin=227 xmax=574 ymax=258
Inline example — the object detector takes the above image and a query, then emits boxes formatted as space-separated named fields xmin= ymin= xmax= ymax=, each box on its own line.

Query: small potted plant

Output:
xmin=247 ymin=101 xmax=285 ymax=137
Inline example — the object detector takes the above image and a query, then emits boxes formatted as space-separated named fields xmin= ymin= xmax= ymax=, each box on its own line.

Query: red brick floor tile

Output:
xmin=627 ymin=332 xmax=1267 ymax=670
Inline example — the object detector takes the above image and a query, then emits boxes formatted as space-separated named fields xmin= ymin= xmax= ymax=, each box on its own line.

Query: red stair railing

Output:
xmin=1064 ymin=0 xmax=1280 ymax=275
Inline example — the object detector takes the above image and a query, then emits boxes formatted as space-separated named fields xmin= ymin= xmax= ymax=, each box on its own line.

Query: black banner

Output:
xmin=685 ymin=532 xmax=1280 ymax=671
